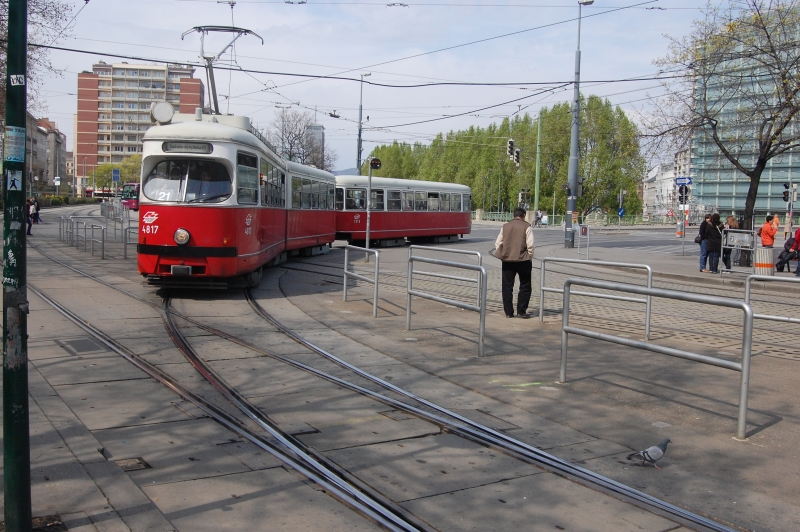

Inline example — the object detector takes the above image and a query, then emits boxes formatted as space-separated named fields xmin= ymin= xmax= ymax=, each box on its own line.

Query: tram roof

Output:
xmin=335 ymin=175 xmax=471 ymax=193
xmin=143 ymin=120 xmax=334 ymax=181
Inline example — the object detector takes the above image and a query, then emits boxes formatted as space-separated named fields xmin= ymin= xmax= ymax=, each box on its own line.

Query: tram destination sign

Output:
xmin=162 ymin=142 xmax=213 ymax=154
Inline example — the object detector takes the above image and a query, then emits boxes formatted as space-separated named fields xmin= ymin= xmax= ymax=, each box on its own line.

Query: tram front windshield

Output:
xmin=143 ymin=159 xmax=232 ymax=203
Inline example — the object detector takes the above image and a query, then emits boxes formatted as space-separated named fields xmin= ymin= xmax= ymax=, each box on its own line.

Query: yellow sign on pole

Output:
xmin=572 ymin=212 xmax=578 ymax=223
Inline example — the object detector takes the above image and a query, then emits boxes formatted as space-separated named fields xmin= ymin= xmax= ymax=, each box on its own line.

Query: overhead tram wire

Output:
xmin=174 ymin=0 xmax=698 ymax=9
xmin=46 ymin=0 xmax=92 ymax=47
xmin=271 ymin=0 xmax=661 ymax=89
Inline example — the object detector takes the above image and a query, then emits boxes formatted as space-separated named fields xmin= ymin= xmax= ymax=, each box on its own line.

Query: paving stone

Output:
xmin=298 ymin=415 xmax=440 ymax=452
xmin=142 ymin=468 xmax=381 ymax=531
xmin=93 ymin=418 xmax=255 ymax=485
xmin=325 ymin=433 xmax=541 ymax=502
xmin=34 ymin=353 xmax=150 ymax=386
xmin=401 ymin=473 xmax=679 ymax=532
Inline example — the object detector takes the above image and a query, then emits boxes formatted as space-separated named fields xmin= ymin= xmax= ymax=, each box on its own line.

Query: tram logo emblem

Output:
xmin=245 ymin=214 xmax=252 ymax=226
xmin=354 ymin=214 xmax=361 ymax=224
xmin=142 ymin=211 xmax=159 ymax=224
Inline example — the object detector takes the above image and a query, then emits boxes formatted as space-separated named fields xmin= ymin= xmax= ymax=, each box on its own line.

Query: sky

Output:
xmin=35 ymin=0 xmax=703 ymax=171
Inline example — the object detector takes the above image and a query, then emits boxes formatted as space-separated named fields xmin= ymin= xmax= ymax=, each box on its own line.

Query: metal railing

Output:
xmin=539 ymin=257 xmax=653 ymax=339
xmin=744 ymin=275 xmax=800 ymax=324
xmin=409 ymin=245 xmax=483 ymax=306
xmin=406 ymin=255 xmax=488 ymax=356
xmin=123 ymin=226 xmax=139 ymax=259
xmin=343 ymin=245 xmax=380 ymax=318
xmin=560 ymin=278 xmax=754 ymax=440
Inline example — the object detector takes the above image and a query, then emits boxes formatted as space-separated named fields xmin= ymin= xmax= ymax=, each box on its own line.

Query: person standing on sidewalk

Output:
xmin=760 ymin=215 xmax=779 ymax=247
xmin=705 ymin=213 xmax=724 ymax=273
xmin=495 ymin=207 xmax=534 ymax=318
xmin=698 ymin=214 xmax=711 ymax=272
xmin=722 ymin=215 xmax=739 ymax=271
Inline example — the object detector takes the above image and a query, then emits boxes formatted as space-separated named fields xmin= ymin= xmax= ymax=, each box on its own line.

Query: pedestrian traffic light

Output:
xmin=507 ymin=139 xmax=514 ymax=158
xmin=783 ymin=182 xmax=790 ymax=202
xmin=370 ymin=158 xmax=382 ymax=169
xmin=576 ymin=176 xmax=584 ymax=198
xmin=514 ymin=149 xmax=520 ymax=166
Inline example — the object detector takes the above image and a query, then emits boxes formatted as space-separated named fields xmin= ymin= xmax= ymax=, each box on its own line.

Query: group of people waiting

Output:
xmin=697 ymin=213 xmax=739 ymax=273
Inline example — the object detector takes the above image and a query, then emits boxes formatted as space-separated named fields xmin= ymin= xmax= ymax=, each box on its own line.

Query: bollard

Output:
xmin=754 ymin=247 xmax=774 ymax=276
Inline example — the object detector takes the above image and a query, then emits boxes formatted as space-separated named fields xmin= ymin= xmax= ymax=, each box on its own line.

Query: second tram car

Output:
xmin=334 ymin=175 xmax=472 ymax=246
xmin=136 ymin=104 xmax=335 ymax=286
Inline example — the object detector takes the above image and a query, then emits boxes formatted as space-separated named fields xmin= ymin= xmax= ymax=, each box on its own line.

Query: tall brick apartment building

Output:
xmin=75 ymin=62 xmax=204 ymax=190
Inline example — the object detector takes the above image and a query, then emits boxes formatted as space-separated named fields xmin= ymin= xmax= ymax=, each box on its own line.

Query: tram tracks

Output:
xmin=27 ymin=241 xmax=740 ymax=531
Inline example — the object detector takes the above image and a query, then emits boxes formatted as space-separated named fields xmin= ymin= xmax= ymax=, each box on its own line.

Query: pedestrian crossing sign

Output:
xmin=6 ymin=170 xmax=21 ymax=192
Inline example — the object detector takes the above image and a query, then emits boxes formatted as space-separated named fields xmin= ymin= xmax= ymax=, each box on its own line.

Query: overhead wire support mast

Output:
xmin=181 ymin=25 xmax=264 ymax=115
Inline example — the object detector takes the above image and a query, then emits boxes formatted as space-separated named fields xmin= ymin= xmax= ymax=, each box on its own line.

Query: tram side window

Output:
xmin=440 ymin=193 xmax=451 ymax=212
xmin=302 ymin=178 xmax=312 ymax=209
xmin=335 ymin=187 xmax=344 ymax=210
xmin=427 ymin=192 xmax=440 ymax=211
xmin=403 ymin=191 xmax=415 ymax=211
xmin=463 ymin=194 xmax=471 ymax=212
xmin=387 ymin=190 xmax=402 ymax=211
xmin=370 ymin=189 xmax=384 ymax=211
xmin=260 ymin=159 xmax=270 ymax=205
xmin=236 ymin=153 xmax=258 ymax=205
xmin=346 ymin=188 xmax=366 ymax=210
xmin=278 ymin=172 xmax=286 ymax=207
xmin=328 ymin=183 xmax=335 ymax=210
xmin=311 ymin=180 xmax=320 ymax=209
xmin=291 ymin=176 xmax=302 ymax=208
xmin=451 ymin=194 xmax=462 ymax=211
xmin=414 ymin=192 xmax=427 ymax=211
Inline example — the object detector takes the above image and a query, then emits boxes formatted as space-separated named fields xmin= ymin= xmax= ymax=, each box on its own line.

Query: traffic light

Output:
xmin=370 ymin=158 xmax=382 ymax=170
xmin=576 ymin=176 xmax=584 ymax=198
xmin=507 ymin=138 xmax=515 ymax=158
xmin=678 ymin=185 xmax=688 ymax=204
xmin=783 ymin=182 xmax=790 ymax=202
xmin=514 ymin=149 xmax=520 ymax=166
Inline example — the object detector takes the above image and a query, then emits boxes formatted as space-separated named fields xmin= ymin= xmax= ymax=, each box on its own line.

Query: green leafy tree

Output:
xmin=93 ymin=155 xmax=142 ymax=189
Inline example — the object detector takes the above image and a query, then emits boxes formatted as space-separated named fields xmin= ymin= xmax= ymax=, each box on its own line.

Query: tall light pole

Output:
xmin=565 ymin=0 xmax=594 ymax=248
xmin=356 ymin=72 xmax=371 ymax=175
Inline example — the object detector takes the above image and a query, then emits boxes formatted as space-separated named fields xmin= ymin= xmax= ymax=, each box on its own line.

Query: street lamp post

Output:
xmin=356 ymin=72 xmax=371 ymax=175
xmin=565 ymin=0 xmax=594 ymax=248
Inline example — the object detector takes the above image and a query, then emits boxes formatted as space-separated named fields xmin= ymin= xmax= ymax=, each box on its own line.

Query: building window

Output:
xmin=114 ymin=124 xmax=124 ymax=131
xmin=98 ymin=103 xmax=110 ymax=109
xmin=127 ymin=124 xmax=137 ymax=131
xmin=113 ymin=102 xmax=124 ymax=109
xmin=127 ymin=146 xmax=137 ymax=152
xmin=167 ymin=84 xmax=180 ymax=91
xmin=114 ymin=135 xmax=124 ymax=141
xmin=126 ymin=92 xmax=136 ymax=98
xmin=99 ymin=91 xmax=111 ymax=98
xmin=152 ymin=82 xmax=165 ymax=89
xmin=127 ymin=70 xmax=138 ymax=76
xmin=127 ymin=135 xmax=137 ymax=142
xmin=153 ymin=71 xmax=164 ymax=78
xmin=113 ymin=91 xmax=125 ymax=97
xmin=98 ymin=80 xmax=111 ymax=87
xmin=139 ymin=81 xmax=151 ymax=88
xmin=140 ymin=70 xmax=151 ymax=77
xmin=113 ymin=80 xmax=125 ymax=87
xmin=113 ymin=146 xmax=123 ymax=152
xmin=127 ymin=81 xmax=138 ymax=88
xmin=113 ymin=113 xmax=124 ymax=119
xmin=127 ymin=103 xmax=137 ymax=109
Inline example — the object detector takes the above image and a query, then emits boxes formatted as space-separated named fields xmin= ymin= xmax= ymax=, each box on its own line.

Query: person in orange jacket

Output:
xmin=760 ymin=215 xmax=779 ymax=247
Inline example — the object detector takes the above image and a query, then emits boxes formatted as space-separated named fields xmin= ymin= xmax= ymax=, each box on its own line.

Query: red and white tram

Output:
xmin=137 ymin=104 xmax=335 ymax=286
xmin=334 ymin=175 xmax=472 ymax=246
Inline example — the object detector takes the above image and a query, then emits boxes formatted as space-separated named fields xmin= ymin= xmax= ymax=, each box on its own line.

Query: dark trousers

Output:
xmin=501 ymin=260 xmax=532 ymax=316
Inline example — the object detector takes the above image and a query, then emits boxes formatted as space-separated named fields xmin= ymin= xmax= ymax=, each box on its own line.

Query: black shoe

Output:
xmin=516 ymin=313 xmax=531 ymax=319
xmin=505 ymin=314 xmax=514 ymax=318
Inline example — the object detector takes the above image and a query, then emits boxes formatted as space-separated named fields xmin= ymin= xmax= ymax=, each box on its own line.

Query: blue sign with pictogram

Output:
xmin=112 ymin=168 xmax=120 ymax=182
xmin=675 ymin=177 xmax=692 ymax=185
xmin=618 ymin=208 xmax=625 ymax=217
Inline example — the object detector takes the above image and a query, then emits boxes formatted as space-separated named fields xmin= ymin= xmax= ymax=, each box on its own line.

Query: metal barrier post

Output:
xmin=539 ymin=257 xmax=652 ymax=339
xmin=560 ymin=277 xmax=753 ymax=440
xmin=745 ymin=275 xmax=800 ymax=324
xmin=342 ymin=245 xmax=380 ymax=318
xmin=406 ymin=255 xmax=487 ymax=356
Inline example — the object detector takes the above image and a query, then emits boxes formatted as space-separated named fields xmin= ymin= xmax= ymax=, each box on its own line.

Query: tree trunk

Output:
xmin=742 ymin=167 xmax=764 ymax=231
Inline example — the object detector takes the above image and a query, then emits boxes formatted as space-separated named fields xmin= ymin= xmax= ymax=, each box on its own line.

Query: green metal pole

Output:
xmin=3 ymin=0 xmax=33 ymax=530
xmin=533 ymin=114 xmax=542 ymax=215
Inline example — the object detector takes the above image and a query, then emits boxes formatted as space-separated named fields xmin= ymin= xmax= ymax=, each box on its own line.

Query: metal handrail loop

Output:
xmin=343 ymin=245 xmax=380 ymax=318
xmin=406 ymin=255 xmax=488 ymax=357
xmin=539 ymin=257 xmax=652 ymax=339
xmin=744 ymin=274 xmax=800 ymax=324
xmin=409 ymin=245 xmax=483 ymax=306
xmin=123 ymin=226 xmax=139 ymax=259
xmin=560 ymin=277 xmax=754 ymax=440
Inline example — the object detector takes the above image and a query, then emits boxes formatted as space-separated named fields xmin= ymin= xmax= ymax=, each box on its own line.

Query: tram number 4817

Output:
xmin=244 ymin=227 xmax=252 ymax=235
xmin=142 ymin=225 xmax=159 ymax=234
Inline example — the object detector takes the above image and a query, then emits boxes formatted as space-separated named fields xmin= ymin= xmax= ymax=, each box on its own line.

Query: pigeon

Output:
xmin=626 ymin=439 xmax=671 ymax=469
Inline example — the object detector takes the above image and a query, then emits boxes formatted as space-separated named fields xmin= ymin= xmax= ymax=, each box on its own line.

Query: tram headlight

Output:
xmin=174 ymin=228 xmax=190 ymax=245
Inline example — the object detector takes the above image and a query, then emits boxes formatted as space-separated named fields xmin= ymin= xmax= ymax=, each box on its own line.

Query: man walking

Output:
xmin=495 ymin=207 xmax=534 ymax=318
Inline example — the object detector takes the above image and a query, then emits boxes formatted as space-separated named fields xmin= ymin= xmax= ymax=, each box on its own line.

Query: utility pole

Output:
xmin=356 ymin=72 xmax=371 ymax=175
xmin=533 ymin=115 xmax=542 ymax=215
xmin=3 ymin=0 xmax=33 ymax=530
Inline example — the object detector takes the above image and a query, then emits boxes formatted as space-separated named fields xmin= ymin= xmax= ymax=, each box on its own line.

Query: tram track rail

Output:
xmin=28 ymin=240 xmax=739 ymax=530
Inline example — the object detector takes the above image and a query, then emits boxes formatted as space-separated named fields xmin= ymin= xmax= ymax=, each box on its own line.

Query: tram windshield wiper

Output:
xmin=188 ymin=193 xmax=231 ymax=203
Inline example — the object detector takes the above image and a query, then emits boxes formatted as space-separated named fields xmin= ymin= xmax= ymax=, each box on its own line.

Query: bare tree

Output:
xmin=645 ymin=0 xmax=800 ymax=229
xmin=0 ymin=0 xmax=75 ymax=119
xmin=268 ymin=108 xmax=337 ymax=172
